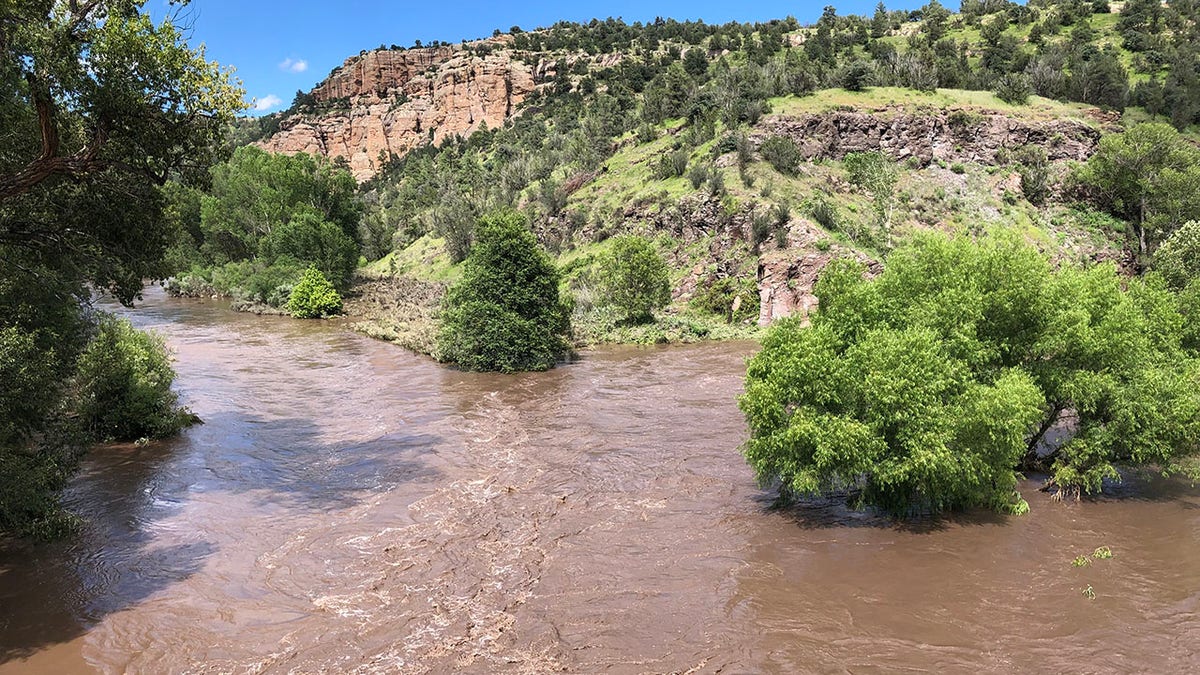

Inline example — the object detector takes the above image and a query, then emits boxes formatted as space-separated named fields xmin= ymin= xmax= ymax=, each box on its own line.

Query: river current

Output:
xmin=2 ymin=286 xmax=1199 ymax=673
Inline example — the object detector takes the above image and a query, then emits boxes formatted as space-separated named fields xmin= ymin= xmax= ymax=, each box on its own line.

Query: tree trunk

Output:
xmin=1021 ymin=404 xmax=1062 ymax=471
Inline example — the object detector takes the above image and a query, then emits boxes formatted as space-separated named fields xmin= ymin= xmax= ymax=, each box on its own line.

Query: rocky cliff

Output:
xmin=259 ymin=42 xmax=536 ymax=181
xmin=755 ymin=107 xmax=1105 ymax=165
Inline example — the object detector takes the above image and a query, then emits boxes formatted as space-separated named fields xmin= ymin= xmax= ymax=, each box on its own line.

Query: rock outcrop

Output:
xmin=259 ymin=43 xmax=535 ymax=181
xmin=755 ymin=108 xmax=1104 ymax=165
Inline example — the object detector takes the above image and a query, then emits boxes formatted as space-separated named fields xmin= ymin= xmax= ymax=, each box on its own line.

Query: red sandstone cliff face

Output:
xmin=259 ymin=43 xmax=535 ymax=181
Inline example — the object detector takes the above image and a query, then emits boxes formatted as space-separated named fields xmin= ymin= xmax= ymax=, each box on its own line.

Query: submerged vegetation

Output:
xmin=741 ymin=234 xmax=1200 ymax=514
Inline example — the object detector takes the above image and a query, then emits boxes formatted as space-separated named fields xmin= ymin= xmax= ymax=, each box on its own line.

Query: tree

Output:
xmin=261 ymin=210 xmax=359 ymax=289
xmin=1078 ymin=123 xmax=1200 ymax=263
xmin=994 ymin=73 xmax=1032 ymax=105
xmin=436 ymin=211 xmax=571 ymax=372
xmin=839 ymin=59 xmax=874 ymax=91
xmin=844 ymin=151 xmax=899 ymax=242
xmin=741 ymin=234 xmax=1200 ymax=515
xmin=199 ymin=146 xmax=361 ymax=264
xmin=1 ymin=0 xmax=241 ymax=537
xmin=598 ymin=236 xmax=672 ymax=323
xmin=871 ymin=2 xmax=891 ymax=39
xmin=683 ymin=47 xmax=709 ymax=78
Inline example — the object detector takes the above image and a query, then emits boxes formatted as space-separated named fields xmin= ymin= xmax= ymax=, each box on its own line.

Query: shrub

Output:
xmin=287 ymin=266 xmax=343 ymax=318
xmin=654 ymin=149 xmax=690 ymax=180
xmin=994 ymin=73 xmax=1032 ymax=105
xmin=597 ymin=236 xmax=672 ymax=323
xmin=691 ymin=275 xmax=758 ymax=323
xmin=1014 ymin=145 xmax=1051 ymax=205
xmin=759 ymin=136 xmax=802 ymax=176
xmin=74 ymin=315 xmax=195 ymax=442
xmin=839 ymin=59 xmax=874 ymax=92
xmin=437 ymin=210 xmax=571 ymax=372
xmin=211 ymin=260 xmax=303 ymax=307
xmin=807 ymin=194 xmax=840 ymax=231
xmin=688 ymin=161 xmax=712 ymax=189
xmin=1153 ymin=220 xmax=1200 ymax=289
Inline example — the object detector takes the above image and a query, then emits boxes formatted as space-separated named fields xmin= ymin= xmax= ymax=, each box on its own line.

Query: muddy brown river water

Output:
xmin=2 ymin=286 xmax=1199 ymax=673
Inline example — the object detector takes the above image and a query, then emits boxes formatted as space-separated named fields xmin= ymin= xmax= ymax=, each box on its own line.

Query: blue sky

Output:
xmin=159 ymin=0 xmax=927 ymax=115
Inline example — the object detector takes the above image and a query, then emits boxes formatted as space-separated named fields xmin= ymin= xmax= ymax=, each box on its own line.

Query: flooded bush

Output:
xmin=741 ymin=233 xmax=1200 ymax=515
xmin=74 ymin=315 xmax=196 ymax=442
xmin=437 ymin=210 xmax=571 ymax=372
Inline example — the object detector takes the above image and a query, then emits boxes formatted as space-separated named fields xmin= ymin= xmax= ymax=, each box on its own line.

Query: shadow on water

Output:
xmin=752 ymin=489 xmax=1011 ymax=534
xmin=756 ymin=468 xmax=1200 ymax=535
xmin=0 ymin=407 xmax=443 ymax=665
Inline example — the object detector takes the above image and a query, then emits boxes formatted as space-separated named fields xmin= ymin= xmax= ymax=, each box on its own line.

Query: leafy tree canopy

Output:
xmin=741 ymin=233 xmax=1200 ymax=515
xmin=1 ymin=0 xmax=244 ymax=301
xmin=1 ymin=0 xmax=240 ymax=537
xmin=1077 ymin=123 xmax=1200 ymax=264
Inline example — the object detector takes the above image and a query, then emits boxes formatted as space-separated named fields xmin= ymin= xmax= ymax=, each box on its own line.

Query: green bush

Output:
xmin=437 ymin=210 xmax=571 ymax=372
xmin=211 ymin=259 xmax=303 ymax=307
xmin=839 ymin=59 xmax=874 ymax=92
xmin=598 ymin=236 xmax=672 ymax=323
xmin=691 ymin=275 xmax=758 ymax=323
xmin=287 ymin=266 xmax=343 ymax=318
xmin=1014 ymin=145 xmax=1051 ymax=205
xmin=759 ymin=136 xmax=802 ymax=176
xmin=74 ymin=315 xmax=195 ymax=442
xmin=1153 ymin=220 xmax=1200 ymax=289
xmin=807 ymin=194 xmax=840 ymax=231
xmin=740 ymin=234 xmax=1200 ymax=515
xmin=994 ymin=73 xmax=1032 ymax=105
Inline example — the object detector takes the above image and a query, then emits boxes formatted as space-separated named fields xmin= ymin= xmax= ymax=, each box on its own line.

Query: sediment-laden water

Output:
xmin=2 ymin=286 xmax=1198 ymax=673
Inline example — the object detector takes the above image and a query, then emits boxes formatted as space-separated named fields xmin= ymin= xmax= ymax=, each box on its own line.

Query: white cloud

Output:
xmin=278 ymin=58 xmax=308 ymax=74
xmin=253 ymin=94 xmax=283 ymax=112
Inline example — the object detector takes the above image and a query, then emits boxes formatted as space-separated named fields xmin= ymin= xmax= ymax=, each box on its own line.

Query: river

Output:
xmin=1 ymin=286 xmax=1199 ymax=673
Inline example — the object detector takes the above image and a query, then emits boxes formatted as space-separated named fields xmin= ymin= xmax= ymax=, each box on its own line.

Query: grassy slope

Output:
xmin=769 ymin=87 xmax=1101 ymax=124
xmin=353 ymin=8 xmax=1152 ymax=351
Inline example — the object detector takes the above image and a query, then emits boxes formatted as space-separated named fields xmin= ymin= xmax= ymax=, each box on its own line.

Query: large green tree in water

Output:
xmin=741 ymin=234 xmax=1200 ymax=515
xmin=0 ymin=0 xmax=243 ymax=537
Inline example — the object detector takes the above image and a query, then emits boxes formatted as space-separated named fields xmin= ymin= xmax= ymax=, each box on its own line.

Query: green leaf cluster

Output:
xmin=437 ymin=211 xmax=571 ymax=372
xmin=597 ymin=236 xmax=672 ymax=324
xmin=74 ymin=315 xmax=195 ymax=442
xmin=741 ymin=233 xmax=1200 ymax=514
xmin=287 ymin=267 xmax=343 ymax=319
xmin=1078 ymin=123 xmax=1200 ymax=263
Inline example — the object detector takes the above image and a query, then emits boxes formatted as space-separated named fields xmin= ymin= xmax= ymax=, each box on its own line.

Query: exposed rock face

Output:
xmin=755 ymin=108 xmax=1103 ymax=165
xmin=259 ymin=44 xmax=535 ymax=181
xmin=756 ymin=219 xmax=881 ymax=326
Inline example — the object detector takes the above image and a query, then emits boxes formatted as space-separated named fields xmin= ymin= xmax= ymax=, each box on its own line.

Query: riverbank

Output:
xmin=341 ymin=270 xmax=764 ymax=359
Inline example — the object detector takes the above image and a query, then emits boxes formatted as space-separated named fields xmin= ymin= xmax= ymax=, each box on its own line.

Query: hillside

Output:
xmin=220 ymin=0 xmax=1198 ymax=350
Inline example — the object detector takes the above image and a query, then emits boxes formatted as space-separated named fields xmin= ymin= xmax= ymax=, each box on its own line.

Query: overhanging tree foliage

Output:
xmin=741 ymin=234 xmax=1200 ymax=515
xmin=1 ymin=0 xmax=242 ymax=537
